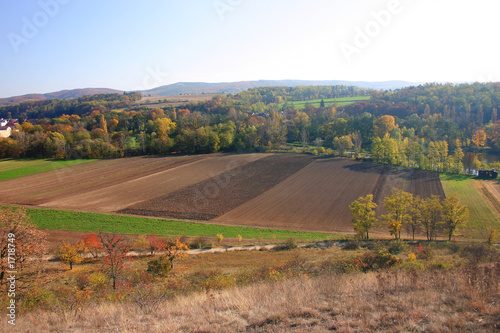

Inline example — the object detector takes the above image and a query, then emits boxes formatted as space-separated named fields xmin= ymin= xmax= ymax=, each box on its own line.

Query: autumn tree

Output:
xmin=58 ymin=241 xmax=84 ymax=270
xmin=472 ymin=129 xmax=487 ymax=148
xmin=99 ymin=233 xmax=129 ymax=290
xmin=0 ymin=207 xmax=47 ymax=286
xmin=420 ymin=195 xmax=442 ymax=240
xmin=146 ymin=234 xmax=166 ymax=255
xmin=164 ymin=237 xmax=189 ymax=268
xmin=442 ymin=195 xmax=469 ymax=241
xmin=351 ymin=131 xmax=363 ymax=156
xmin=381 ymin=189 xmax=413 ymax=239
xmin=333 ymin=135 xmax=353 ymax=157
xmin=349 ymin=194 xmax=378 ymax=240
xmin=373 ymin=115 xmax=396 ymax=138
xmin=81 ymin=233 xmax=102 ymax=258
xmin=407 ymin=195 xmax=422 ymax=240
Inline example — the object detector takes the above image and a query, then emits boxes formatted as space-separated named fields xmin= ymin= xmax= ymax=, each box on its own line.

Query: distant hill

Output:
xmin=0 ymin=88 xmax=124 ymax=106
xmin=135 ymin=80 xmax=419 ymax=96
xmin=0 ymin=80 xmax=419 ymax=106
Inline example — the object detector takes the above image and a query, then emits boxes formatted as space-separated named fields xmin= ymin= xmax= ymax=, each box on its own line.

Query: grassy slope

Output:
xmin=440 ymin=174 xmax=500 ymax=238
xmin=0 ymin=158 xmax=97 ymax=181
xmin=24 ymin=207 xmax=334 ymax=241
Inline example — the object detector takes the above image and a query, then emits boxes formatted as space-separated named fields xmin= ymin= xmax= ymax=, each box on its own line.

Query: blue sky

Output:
xmin=0 ymin=0 xmax=499 ymax=98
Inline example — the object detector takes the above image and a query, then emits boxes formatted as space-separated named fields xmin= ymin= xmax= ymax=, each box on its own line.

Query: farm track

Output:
xmin=119 ymin=154 xmax=314 ymax=219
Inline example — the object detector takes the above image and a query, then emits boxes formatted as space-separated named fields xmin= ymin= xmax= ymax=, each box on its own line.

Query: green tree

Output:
xmin=333 ymin=135 xmax=353 ymax=157
xmin=349 ymin=194 xmax=378 ymax=240
xmin=442 ymin=195 xmax=469 ymax=241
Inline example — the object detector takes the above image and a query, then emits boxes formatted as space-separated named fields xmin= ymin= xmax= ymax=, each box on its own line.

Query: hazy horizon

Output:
xmin=1 ymin=0 xmax=499 ymax=98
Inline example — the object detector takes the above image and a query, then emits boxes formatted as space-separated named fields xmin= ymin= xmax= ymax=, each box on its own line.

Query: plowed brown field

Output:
xmin=0 ymin=154 xmax=445 ymax=233
xmin=214 ymin=160 xmax=445 ymax=232
xmin=118 ymin=154 xmax=314 ymax=220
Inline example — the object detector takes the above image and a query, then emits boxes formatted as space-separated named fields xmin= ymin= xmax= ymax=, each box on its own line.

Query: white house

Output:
xmin=0 ymin=126 xmax=12 ymax=138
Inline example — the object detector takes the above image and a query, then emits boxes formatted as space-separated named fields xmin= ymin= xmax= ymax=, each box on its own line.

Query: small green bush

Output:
xmin=190 ymin=236 xmax=210 ymax=249
xmin=354 ymin=250 xmax=401 ymax=272
xmin=275 ymin=238 xmax=297 ymax=251
xmin=342 ymin=240 xmax=360 ymax=250
xmin=147 ymin=256 xmax=172 ymax=277
xmin=388 ymin=239 xmax=407 ymax=254
xmin=416 ymin=244 xmax=433 ymax=260
xmin=460 ymin=243 xmax=497 ymax=262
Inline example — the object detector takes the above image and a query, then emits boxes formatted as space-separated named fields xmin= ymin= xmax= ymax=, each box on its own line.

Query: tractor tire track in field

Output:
xmin=118 ymin=154 xmax=314 ymax=220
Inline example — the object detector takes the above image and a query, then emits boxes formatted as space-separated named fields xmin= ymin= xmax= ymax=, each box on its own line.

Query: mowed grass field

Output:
xmin=0 ymin=158 xmax=97 ymax=180
xmin=440 ymin=173 xmax=500 ymax=238
xmin=21 ymin=207 xmax=333 ymax=241
xmin=280 ymin=95 xmax=371 ymax=109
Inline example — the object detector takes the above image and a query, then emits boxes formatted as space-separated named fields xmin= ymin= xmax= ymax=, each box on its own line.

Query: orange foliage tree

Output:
xmin=0 ymin=207 xmax=47 ymax=286
xmin=373 ymin=115 xmax=396 ymax=138
xmin=472 ymin=129 xmax=487 ymax=148
xmin=164 ymin=237 xmax=189 ymax=268
xmin=99 ymin=233 xmax=129 ymax=290
xmin=146 ymin=234 xmax=166 ymax=255
xmin=81 ymin=233 xmax=102 ymax=258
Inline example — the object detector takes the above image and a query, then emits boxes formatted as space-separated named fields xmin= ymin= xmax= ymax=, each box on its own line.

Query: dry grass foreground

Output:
xmin=6 ymin=263 xmax=499 ymax=332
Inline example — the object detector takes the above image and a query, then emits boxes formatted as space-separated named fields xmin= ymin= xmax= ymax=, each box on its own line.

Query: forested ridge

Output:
xmin=1 ymin=83 xmax=499 ymax=174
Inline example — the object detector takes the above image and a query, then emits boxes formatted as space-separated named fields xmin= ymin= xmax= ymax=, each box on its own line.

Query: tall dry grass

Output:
xmin=3 ymin=262 xmax=499 ymax=332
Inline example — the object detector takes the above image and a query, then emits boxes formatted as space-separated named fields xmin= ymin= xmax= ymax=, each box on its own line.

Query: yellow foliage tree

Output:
xmin=349 ymin=194 xmax=378 ymax=240
xmin=373 ymin=115 xmax=396 ymax=138
xmin=472 ymin=129 xmax=487 ymax=148
xmin=58 ymin=241 xmax=84 ymax=270
xmin=381 ymin=188 xmax=413 ymax=239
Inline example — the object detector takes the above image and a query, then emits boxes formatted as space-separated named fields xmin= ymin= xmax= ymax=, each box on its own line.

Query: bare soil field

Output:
xmin=215 ymin=159 xmax=445 ymax=233
xmin=37 ymin=154 xmax=265 ymax=212
xmin=0 ymin=154 xmax=266 ymax=212
xmin=371 ymin=165 xmax=445 ymax=215
xmin=0 ymin=155 xmax=205 ymax=205
xmin=214 ymin=159 xmax=381 ymax=232
xmin=119 ymin=154 xmax=314 ymax=220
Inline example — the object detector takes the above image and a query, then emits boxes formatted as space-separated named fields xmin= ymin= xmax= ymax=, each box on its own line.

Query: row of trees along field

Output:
xmin=350 ymin=189 xmax=469 ymax=241
xmin=0 ymin=83 xmax=499 ymax=173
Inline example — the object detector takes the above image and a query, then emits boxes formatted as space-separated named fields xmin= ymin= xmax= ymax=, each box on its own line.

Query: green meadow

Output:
xmin=280 ymin=95 xmax=371 ymax=109
xmin=23 ymin=207 xmax=336 ymax=241
xmin=440 ymin=173 xmax=500 ymax=238
xmin=0 ymin=158 xmax=97 ymax=181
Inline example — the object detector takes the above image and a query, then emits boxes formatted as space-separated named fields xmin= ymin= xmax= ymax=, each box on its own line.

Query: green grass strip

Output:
xmin=22 ymin=207 xmax=336 ymax=241
xmin=440 ymin=173 xmax=500 ymax=238
xmin=0 ymin=159 xmax=97 ymax=181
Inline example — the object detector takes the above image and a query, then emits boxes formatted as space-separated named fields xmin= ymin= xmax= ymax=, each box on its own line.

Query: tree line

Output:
xmin=349 ymin=189 xmax=469 ymax=241
xmin=0 ymin=83 xmax=499 ymax=172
